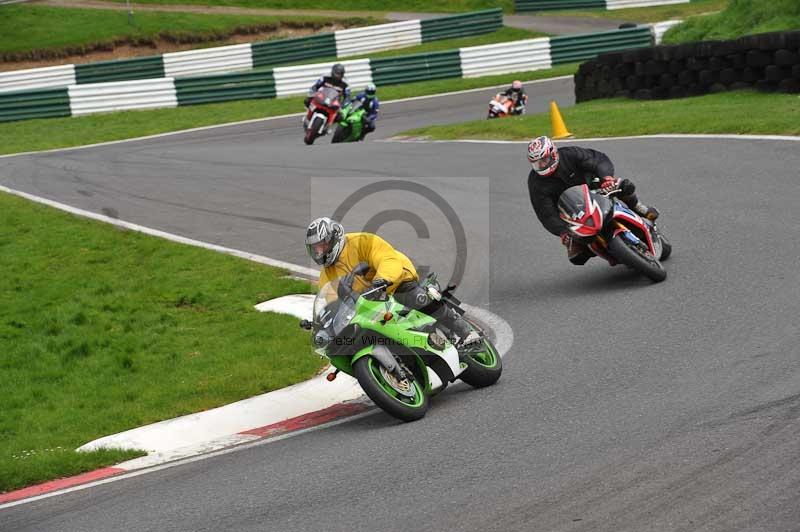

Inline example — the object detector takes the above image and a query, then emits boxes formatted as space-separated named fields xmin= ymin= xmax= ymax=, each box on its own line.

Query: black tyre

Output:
xmin=458 ymin=317 xmax=503 ymax=388
xmin=607 ymin=234 xmax=667 ymax=282
xmin=304 ymin=116 xmax=324 ymax=145
xmin=331 ymin=125 xmax=349 ymax=143
xmin=353 ymin=356 xmax=429 ymax=422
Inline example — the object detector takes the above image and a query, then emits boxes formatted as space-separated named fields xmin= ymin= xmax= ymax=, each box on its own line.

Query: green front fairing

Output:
xmin=336 ymin=103 xmax=366 ymax=142
xmin=322 ymin=295 xmax=441 ymax=391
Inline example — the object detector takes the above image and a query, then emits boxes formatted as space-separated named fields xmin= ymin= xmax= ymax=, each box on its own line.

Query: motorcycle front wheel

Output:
xmin=304 ymin=116 xmax=324 ymax=145
xmin=354 ymin=356 xmax=429 ymax=422
xmin=458 ymin=317 xmax=503 ymax=388
xmin=331 ymin=124 xmax=349 ymax=143
xmin=607 ymin=234 xmax=667 ymax=282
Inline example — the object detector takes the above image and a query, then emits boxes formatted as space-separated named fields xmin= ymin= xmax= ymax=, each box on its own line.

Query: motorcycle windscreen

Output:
xmin=313 ymin=280 xmax=356 ymax=347
xmin=316 ymin=86 xmax=341 ymax=107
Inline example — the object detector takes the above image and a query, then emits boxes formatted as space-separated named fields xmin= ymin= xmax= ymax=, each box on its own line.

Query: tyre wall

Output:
xmin=574 ymin=30 xmax=800 ymax=102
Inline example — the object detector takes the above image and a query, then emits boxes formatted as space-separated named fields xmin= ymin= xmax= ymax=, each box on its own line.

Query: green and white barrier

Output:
xmin=515 ymin=0 xmax=687 ymax=12
xmin=0 ymin=26 xmax=657 ymax=122
xmin=0 ymin=10 xmax=501 ymax=94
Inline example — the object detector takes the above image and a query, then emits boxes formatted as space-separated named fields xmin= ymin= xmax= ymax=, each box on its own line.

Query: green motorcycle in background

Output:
xmin=300 ymin=263 xmax=502 ymax=422
xmin=331 ymin=100 xmax=366 ymax=143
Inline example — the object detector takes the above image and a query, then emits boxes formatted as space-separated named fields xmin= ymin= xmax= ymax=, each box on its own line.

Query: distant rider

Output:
xmin=353 ymin=83 xmax=380 ymax=141
xmin=526 ymin=135 xmax=660 ymax=265
xmin=503 ymin=80 xmax=528 ymax=115
xmin=304 ymin=63 xmax=351 ymax=128
xmin=305 ymin=217 xmax=480 ymax=348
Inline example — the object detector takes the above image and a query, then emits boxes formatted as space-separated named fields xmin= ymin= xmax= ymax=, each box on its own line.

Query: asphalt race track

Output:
xmin=2 ymin=78 xmax=800 ymax=532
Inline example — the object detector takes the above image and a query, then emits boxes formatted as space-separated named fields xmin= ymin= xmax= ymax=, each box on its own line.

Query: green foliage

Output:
xmin=0 ymin=193 xmax=319 ymax=491
xmin=401 ymin=91 xmax=800 ymax=139
xmin=0 ymin=5 xmax=373 ymax=60
xmin=110 ymin=0 xmax=514 ymax=13
xmin=663 ymin=0 xmax=800 ymax=44
xmin=539 ymin=0 xmax=727 ymax=23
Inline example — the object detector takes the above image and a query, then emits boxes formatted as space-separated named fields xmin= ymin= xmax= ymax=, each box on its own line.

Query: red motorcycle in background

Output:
xmin=558 ymin=184 xmax=672 ymax=282
xmin=487 ymin=93 xmax=514 ymax=119
xmin=304 ymin=86 xmax=342 ymax=145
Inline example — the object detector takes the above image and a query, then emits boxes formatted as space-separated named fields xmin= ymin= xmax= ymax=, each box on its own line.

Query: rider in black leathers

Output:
xmin=526 ymin=135 xmax=660 ymax=264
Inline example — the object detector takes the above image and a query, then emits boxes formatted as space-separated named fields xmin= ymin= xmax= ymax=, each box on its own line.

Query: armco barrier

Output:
xmin=273 ymin=59 xmax=372 ymax=97
xmin=420 ymin=9 xmax=503 ymax=42
xmin=574 ymin=30 xmax=800 ymax=102
xmin=74 ymin=56 xmax=165 ymax=84
xmin=606 ymin=0 xmax=688 ymax=9
xmin=651 ymin=20 xmax=682 ymax=45
xmin=175 ymin=71 xmax=276 ymax=105
xmin=460 ymin=38 xmax=551 ymax=78
xmin=515 ymin=0 xmax=686 ymax=11
xmin=371 ymin=50 xmax=462 ymax=85
xmin=163 ymin=44 xmax=253 ymax=78
xmin=550 ymin=26 xmax=652 ymax=64
xmin=68 ymin=78 xmax=177 ymax=116
xmin=0 ymin=65 xmax=76 ymax=94
xmin=335 ymin=20 xmax=422 ymax=57
xmin=252 ymin=33 xmax=337 ymax=70
xmin=0 ymin=87 xmax=71 ymax=122
xmin=515 ymin=0 xmax=604 ymax=12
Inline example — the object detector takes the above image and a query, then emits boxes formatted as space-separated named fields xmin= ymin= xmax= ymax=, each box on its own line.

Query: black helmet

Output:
xmin=305 ymin=217 xmax=344 ymax=267
xmin=331 ymin=63 xmax=345 ymax=82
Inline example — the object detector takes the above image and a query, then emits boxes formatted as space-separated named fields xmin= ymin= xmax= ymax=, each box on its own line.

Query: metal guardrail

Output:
xmin=370 ymin=50 xmax=462 ymax=86
xmin=606 ymin=0 xmax=688 ymax=9
xmin=550 ymin=26 xmax=653 ymax=64
xmin=68 ymin=78 xmax=177 ymax=116
xmin=460 ymin=38 xmax=551 ymax=78
xmin=335 ymin=20 xmax=422 ymax=58
xmin=515 ymin=0 xmax=687 ymax=11
xmin=175 ymin=71 xmax=276 ymax=106
xmin=420 ymin=9 xmax=503 ymax=42
xmin=272 ymin=59 xmax=372 ymax=97
xmin=0 ymin=9 xmax=501 ymax=93
xmin=0 ymin=87 xmax=71 ymax=122
xmin=75 ymin=56 xmax=164 ymax=85
xmin=0 ymin=65 xmax=75 ymax=94
xmin=0 ymin=26 xmax=665 ymax=122
xmin=163 ymin=44 xmax=253 ymax=78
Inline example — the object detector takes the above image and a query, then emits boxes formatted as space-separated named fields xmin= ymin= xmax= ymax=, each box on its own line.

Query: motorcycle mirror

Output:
xmin=299 ymin=319 xmax=313 ymax=330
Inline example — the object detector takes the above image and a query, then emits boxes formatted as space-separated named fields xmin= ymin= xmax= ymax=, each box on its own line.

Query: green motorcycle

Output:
xmin=331 ymin=100 xmax=366 ymax=143
xmin=300 ymin=263 xmax=502 ymax=422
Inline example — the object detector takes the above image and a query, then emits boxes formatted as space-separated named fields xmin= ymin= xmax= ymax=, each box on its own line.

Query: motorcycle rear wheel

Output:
xmin=354 ymin=356 xmax=429 ymax=422
xmin=458 ymin=317 xmax=503 ymax=388
xmin=608 ymin=234 xmax=667 ymax=282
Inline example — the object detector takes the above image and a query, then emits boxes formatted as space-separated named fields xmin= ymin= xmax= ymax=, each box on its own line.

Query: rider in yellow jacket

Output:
xmin=306 ymin=217 xmax=479 ymax=348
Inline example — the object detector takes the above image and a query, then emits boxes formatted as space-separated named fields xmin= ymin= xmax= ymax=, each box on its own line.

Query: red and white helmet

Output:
xmin=527 ymin=135 xmax=559 ymax=176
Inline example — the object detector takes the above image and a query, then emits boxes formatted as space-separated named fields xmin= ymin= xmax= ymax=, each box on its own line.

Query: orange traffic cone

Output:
xmin=549 ymin=101 xmax=573 ymax=139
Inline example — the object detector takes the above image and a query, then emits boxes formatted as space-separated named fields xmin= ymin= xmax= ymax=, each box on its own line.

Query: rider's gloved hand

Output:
xmin=560 ymin=231 xmax=572 ymax=248
xmin=599 ymin=176 xmax=619 ymax=195
xmin=364 ymin=278 xmax=389 ymax=301
xmin=618 ymin=178 xmax=636 ymax=197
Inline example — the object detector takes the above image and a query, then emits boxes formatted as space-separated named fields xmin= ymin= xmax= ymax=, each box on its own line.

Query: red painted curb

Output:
xmin=239 ymin=401 xmax=372 ymax=438
xmin=0 ymin=467 xmax=125 ymax=504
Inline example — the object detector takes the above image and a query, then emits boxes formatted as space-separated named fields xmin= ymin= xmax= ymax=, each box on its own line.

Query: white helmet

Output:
xmin=305 ymin=217 xmax=344 ymax=267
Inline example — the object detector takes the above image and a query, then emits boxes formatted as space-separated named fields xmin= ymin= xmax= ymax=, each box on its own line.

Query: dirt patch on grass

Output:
xmin=1 ymin=22 xmax=357 ymax=71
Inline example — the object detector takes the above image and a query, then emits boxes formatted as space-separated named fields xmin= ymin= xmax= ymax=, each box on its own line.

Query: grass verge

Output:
xmin=398 ymin=91 xmax=800 ymax=140
xmin=538 ymin=0 xmax=727 ymax=23
xmin=663 ymin=0 xmax=800 ymax=44
xmin=0 ymin=191 xmax=319 ymax=493
xmin=0 ymin=5 xmax=373 ymax=62
xmin=109 ymin=0 xmax=514 ymax=13
xmin=0 ymin=63 xmax=579 ymax=156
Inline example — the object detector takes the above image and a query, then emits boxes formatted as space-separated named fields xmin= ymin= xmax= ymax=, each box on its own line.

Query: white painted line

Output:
xmin=0 ymin=76 xmax=573 ymax=160
xmin=386 ymin=133 xmax=800 ymax=145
